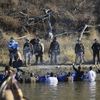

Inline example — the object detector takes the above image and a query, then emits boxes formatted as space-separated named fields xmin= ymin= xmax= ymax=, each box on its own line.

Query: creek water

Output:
xmin=20 ymin=80 xmax=100 ymax=100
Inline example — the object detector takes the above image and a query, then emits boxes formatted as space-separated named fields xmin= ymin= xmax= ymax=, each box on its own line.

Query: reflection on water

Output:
xmin=89 ymin=82 xmax=96 ymax=100
xmin=20 ymin=81 xmax=100 ymax=100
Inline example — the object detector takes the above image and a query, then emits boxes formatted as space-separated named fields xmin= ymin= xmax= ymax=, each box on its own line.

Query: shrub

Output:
xmin=0 ymin=16 xmax=20 ymax=31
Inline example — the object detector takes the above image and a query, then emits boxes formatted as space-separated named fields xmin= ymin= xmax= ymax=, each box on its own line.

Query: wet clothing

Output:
xmin=46 ymin=76 xmax=58 ymax=86
xmin=87 ymin=70 xmax=96 ymax=82
xmin=75 ymin=43 xmax=84 ymax=64
xmin=91 ymin=42 xmax=100 ymax=64
xmin=49 ymin=40 xmax=60 ymax=64
xmin=8 ymin=40 xmax=19 ymax=66
xmin=73 ymin=66 xmax=84 ymax=81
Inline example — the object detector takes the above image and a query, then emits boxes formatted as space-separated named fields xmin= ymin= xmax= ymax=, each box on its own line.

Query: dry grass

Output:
xmin=0 ymin=16 xmax=20 ymax=31
xmin=0 ymin=0 xmax=100 ymax=66
xmin=0 ymin=48 xmax=9 ymax=65
xmin=0 ymin=0 xmax=98 ymax=34
xmin=0 ymin=29 xmax=100 ymax=65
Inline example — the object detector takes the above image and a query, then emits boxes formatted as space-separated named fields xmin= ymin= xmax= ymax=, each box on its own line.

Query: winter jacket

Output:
xmin=8 ymin=40 xmax=19 ymax=53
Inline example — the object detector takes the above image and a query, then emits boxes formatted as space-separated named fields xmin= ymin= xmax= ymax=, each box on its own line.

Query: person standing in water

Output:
xmin=72 ymin=64 xmax=84 ymax=81
xmin=46 ymin=72 xmax=58 ymax=86
xmin=87 ymin=66 xmax=96 ymax=82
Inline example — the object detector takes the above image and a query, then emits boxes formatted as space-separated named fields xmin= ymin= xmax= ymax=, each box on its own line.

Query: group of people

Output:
xmin=1 ymin=36 xmax=99 ymax=100
xmin=0 ymin=64 xmax=97 ymax=100
xmin=72 ymin=64 xmax=96 ymax=82
xmin=7 ymin=36 xmax=100 ymax=67
xmin=74 ymin=39 xmax=100 ymax=64
xmin=8 ymin=36 xmax=60 ymax=66
xmin=10 ymin=65 xmax=97 ymax=86
xmin=0 ymin=65 xmax=97 ymax=100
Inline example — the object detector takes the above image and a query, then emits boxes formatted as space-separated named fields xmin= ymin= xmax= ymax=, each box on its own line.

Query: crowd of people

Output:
xmin=0 ymin=64 xmax=97 ymax=99
xmin=7 ymin=36 xmax=100 ymax=67
xmin=0 ymin=65 xmax=97 ymax=86
xmin=7 ymin=36 xmax=60 ymax=67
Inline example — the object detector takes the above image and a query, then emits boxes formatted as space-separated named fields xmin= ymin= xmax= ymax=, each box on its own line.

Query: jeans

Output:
xmin=35 ymin=54 xmax=43 ymax=64
xmin=75 ymin=52 xmax=84 ymax=64
xmin=50 ymin=52 xmax=58 ymax=64
xmin=93 ymin=51 xmax=99 ymax=64
xmin=23 ymin=51 xmax=31 ymax=66
xmin=9 ymin=52 xmax=17 ymax=66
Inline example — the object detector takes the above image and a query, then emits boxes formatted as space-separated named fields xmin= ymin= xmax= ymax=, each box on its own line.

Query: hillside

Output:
xmin=0 ymin=0 xmax=100 ymax=65
xmin=0 ymin=0 xmax=100 ymax=35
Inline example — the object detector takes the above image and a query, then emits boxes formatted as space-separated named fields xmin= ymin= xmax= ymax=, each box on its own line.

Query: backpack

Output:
xmin=34 ymin=43 xmax=42 ymax=53
xmin=24 ymin=42 xmax=30 ymax=48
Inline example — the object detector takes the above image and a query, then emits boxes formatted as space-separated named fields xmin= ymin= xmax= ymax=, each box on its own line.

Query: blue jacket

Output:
xmin=8 ymin=40 xmax=19 ymax=53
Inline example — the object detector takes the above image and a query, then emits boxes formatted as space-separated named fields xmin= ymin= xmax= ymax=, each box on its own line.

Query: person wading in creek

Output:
xmin=72 ymin=64 xmax=84 ymax=81
xmin=87 ymin=66 xmax=96 ymax=82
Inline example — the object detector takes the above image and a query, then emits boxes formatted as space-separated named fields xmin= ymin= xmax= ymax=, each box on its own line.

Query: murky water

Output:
xmin=20 ymin=81 xmax=100 ymax=100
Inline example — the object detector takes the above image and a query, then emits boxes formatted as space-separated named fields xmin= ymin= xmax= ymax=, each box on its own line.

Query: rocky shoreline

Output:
xmin=18 ymin=64 xmax=100 ymax=75
xmin=0 ymin=64 xmax=99 ymax=76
